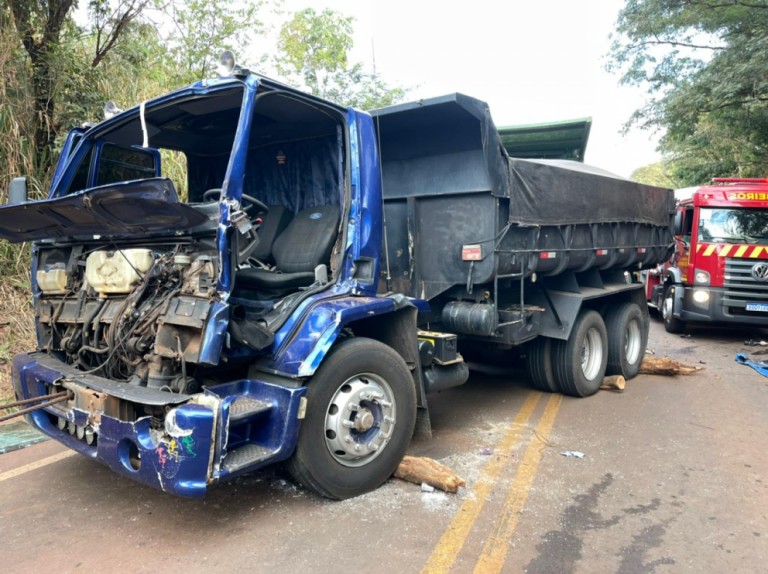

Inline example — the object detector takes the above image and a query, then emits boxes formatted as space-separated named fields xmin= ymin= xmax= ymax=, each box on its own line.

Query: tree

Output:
xmin=164 ymin=0 xmax=266 ymax=83
xmin=608 ymin=1 xmax=768 ymax=185
xmin=7 ymin=0 xmax=76 ymax=173
xmin=630 ymin=161 xmax=678 ymax=188
xmin=276 ymin=8 xmax=405 ymax=109
xmin=6 ymin=0 xmax=154 ymax=173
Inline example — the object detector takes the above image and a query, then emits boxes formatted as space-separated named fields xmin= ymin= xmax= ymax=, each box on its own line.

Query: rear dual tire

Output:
xmin=526 ymin=337 xmax=559 ymax=393
xmin=552 ymin=310 xmax=608 ymax=397
xmin=605 ymin=302 xmax=647 ymax=380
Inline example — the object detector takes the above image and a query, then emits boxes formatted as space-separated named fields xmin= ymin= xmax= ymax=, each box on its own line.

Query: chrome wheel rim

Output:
xmin=625 ymin=318 xmax=642 ymax=365
xmin=324 ymin=372 xmax=396 ymax=468
xmin=662 ymin=290 xmax=674 ymax=321
xmin=581 ymin=327 xmax=604 ymax=380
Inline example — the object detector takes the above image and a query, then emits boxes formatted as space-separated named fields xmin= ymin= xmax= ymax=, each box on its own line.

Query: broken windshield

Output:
xmin=56 ymin=85 xmax=245 ymax=203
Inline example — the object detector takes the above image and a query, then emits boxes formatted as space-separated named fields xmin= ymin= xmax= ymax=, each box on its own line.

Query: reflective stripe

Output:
xmin=735 ymin=245 xmax=749 ymax=257
xmin=750 ymin=246 xmax=764 ymax=258
xmin=703 ymin=245 xmax=717 ymax=256
xmin=719 ymin=244 xmax=733 ymax=257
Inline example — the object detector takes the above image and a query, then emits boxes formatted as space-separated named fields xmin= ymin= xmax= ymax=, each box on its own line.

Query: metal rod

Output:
xmin=1 ymin=391 xmax=69 ymax=410
xmin=0 ymin=394 xmax=71 ymax=423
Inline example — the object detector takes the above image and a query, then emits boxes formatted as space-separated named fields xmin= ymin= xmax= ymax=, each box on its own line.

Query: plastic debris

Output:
xmin=480 ymin=447 xmax=493 ymax=456
xmin=735 ymin=353 xmax=768 ymax=377
xmin=744 ymin=339 xmax=768 ymax=347
xmin=421 ymin=482 xmax=436 ymax=493
xmin=560 ymin=451 xmax=585 ymax=458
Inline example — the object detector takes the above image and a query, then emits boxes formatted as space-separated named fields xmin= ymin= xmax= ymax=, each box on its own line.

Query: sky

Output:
xmin=261 ymin=0 xmax=661 ymax=178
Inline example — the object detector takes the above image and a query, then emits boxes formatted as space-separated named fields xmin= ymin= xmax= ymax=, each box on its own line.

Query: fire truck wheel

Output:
xmin=552 ymin=310 xmax=608 ymax=397
xmin=526 ymin=337 xmax=559 ymax=392
xmin=287 ymin=337 xmax=417 ymax=500
xmin=605 ymin=303 xmax=648 ymax=380
xmin=662 ymin=284 xmax=685 ymax=334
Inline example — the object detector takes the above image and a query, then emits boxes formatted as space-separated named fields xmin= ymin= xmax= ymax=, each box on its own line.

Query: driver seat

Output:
xmin=237 ymin=205 xmax=340 ymax=292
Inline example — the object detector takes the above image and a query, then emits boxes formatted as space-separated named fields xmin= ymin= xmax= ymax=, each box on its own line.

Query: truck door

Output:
xmin=672 ymin=204 xmax=694 ymax=283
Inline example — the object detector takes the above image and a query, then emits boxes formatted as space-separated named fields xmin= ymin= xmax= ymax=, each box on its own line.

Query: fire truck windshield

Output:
xmin=698 ymin=207 xmax=768 ymax=244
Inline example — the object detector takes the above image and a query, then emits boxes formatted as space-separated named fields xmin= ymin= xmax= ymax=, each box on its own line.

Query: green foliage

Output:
xmin=609 ymin=1 xmax=768 ymax=185
xmin=276 ymin=8 xmax=406 ymax=109
xmin=164 ymin=0 xmax=266 ymax=83
xmin=630 ymin=161 xmax=677 ymax=188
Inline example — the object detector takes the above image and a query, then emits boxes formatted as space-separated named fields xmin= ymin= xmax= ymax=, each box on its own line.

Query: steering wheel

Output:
xmin=202 ymin=188 xmax=269 ymax=216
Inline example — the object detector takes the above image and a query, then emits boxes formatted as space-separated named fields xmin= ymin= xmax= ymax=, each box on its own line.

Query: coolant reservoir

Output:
xmin=86 ymin=249 xmax=154 ymax=295
xmin=36 ymin=266 xmax=68 ymax=295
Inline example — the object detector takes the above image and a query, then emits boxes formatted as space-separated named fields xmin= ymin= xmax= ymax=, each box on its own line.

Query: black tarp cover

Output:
xmin=374 ymin=93 xmax=673 ymax=227
xmin=506 ymin=158 xmax=674 ymax=226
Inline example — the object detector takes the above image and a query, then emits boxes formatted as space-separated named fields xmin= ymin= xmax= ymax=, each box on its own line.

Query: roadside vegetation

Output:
xmin=608 ymin=0 xmax=768 ymax=187
xmin=0 ymin=1 xmax=405 ymax=401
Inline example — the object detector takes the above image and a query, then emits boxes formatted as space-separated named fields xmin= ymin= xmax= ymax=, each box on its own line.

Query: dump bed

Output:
xmin=372 ymin=94 xmax=674 ymax=301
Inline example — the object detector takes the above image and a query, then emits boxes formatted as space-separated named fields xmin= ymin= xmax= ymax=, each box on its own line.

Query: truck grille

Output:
xmin=723 ymin=258 xmax=768 ymax=314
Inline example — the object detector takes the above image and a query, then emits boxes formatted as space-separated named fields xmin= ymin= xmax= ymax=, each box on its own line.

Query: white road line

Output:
xmin=0 ymin=451 xmax=75 ymax=483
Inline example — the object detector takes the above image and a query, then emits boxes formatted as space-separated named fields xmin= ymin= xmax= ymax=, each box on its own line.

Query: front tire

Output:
xmin=605 ymin=303 xmax=648 ymax=380
xmin=661 ymin=284 xmax=685 ymax=334
xmin=287 ymin=337 xmax=417 ymax=499
xmin=552 ymin=310 xmax=608 ymax=397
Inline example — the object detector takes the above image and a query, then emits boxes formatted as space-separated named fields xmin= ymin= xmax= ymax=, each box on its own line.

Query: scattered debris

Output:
xmin=680 ymin=333 xmax=692 ymax=338
xmin=735 ymin=353 xmax=768 ymax=378
xmin=560 ymin=451 xmax=585 ymax=459
xmin=600 ymin=375 xmax=626 ymax=392
xmin=421 ymin=482 xmax=435 ymax=493
xmin=744 ymin=339 xmax=768 ymax=347
xmin=394 ymin=455 xmax=466 ymax=494
xmin=639 ymin=356 xmax=703 ymax=376
xmin=480 ymin=447 xmax=493 ymax=456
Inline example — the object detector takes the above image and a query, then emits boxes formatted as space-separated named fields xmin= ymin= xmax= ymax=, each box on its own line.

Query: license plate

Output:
xmin=746 ymin=302 xmax=768 ymax=312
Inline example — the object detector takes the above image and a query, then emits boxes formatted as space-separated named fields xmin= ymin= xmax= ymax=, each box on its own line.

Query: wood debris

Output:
xmin=394 ymin=455 xmax=466 ymax=494
xmin=639 ymin=356 xmax=703 ymax=376
xmin=600 ymin=375 xmax=625 ymax=391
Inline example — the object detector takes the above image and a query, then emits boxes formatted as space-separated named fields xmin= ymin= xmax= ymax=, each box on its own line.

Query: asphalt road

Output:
xmin=1 ymin=318 xmax=767 ymax=574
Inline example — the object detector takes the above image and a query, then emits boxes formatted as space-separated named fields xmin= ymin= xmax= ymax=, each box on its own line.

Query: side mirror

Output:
xmin=673 ymin=210 xmax=683 ymax=236
xmin=8 ymin=177 xmax=27 ymax=204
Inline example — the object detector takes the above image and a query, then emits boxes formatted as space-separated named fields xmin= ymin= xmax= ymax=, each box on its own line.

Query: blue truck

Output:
xmin=0 ymin=71 xmax=674 ymax=499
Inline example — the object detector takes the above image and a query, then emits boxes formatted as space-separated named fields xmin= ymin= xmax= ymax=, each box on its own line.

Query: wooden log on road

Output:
xmin=394 ymin=455 xmax=466 ymax=493
xmin=600 ymin=375 xmax=626 ymax=391
xmin=639 ymin=356 xmax=703 ymax=376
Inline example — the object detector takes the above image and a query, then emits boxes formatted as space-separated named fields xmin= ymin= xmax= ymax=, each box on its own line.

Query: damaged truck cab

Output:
xmin=3 ymin=74 xmax=417 ymax=499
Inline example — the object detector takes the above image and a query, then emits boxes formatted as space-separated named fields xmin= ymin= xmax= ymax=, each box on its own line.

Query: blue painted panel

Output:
xmin=13 ymin=353 xmax=213 ymax=498
xmin=199 ymin=300 xmax=229 ymax=366
xmin=207 ymin=379 xmax=307 ymax=481
xmin=264 ymin=295 xmax=397 ymax=377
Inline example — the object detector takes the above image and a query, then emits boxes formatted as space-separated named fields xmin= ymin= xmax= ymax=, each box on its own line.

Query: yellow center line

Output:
xmin=0 ymin=450 xmax=75 ymax=483
xmin=472 ymin=394 xmax=563 ymax=574
xmin=421 ymin=392 xmax=542 ymax=574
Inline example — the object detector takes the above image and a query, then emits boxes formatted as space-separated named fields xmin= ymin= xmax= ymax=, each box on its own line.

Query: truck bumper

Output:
xmin=677 ymin=286 xmax=768 ymax=326
xmin=12 ymin=352 xmax=306 ymax=498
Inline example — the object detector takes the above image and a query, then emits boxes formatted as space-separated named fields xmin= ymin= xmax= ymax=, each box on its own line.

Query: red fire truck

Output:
xmin=646 ymin=178 xmax=768 ymax=332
